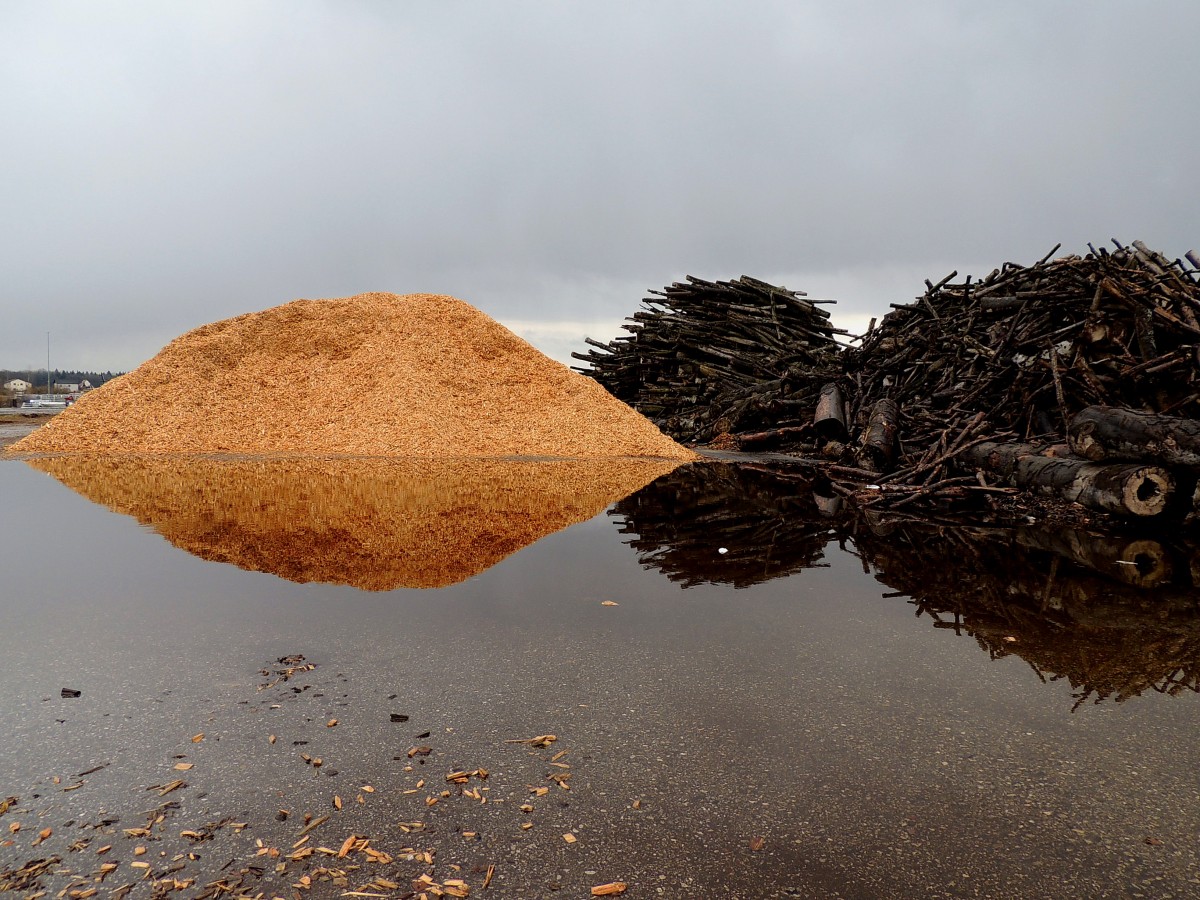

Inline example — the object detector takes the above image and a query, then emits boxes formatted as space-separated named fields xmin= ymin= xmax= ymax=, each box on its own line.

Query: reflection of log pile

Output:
xmin=610 ymin=462 xmax=837 ymax=588
xmin=850 ymin=517 xmax=1200 ymax=707
xmin=29 ymin=455 xmax=680 ymax=590
xmin=572 ymin=276 xmax=844 ymax=445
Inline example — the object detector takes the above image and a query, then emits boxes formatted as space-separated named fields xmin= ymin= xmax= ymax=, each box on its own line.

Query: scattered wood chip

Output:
xmin=505 ymin=734 xmax=557 ymax=747
xmin=483 ymin=864 xmax=495 ymax=889
xmin=333 ymin=795 xmax=343 ymax=810
xmin=600 ymin=600 xmax=619 ymax=606
xmin=562 ymin=833 xmax=576 ymax=844
xmin=326 ymin=719 xmax=338 ymax=728
xmin=298 ymin=814 xmax=329 ymax=836
xmin=32 ymin=827 xmax=51 ymax=846
xmin=408 ymin=746 xmax=433 ymax=758
xmin=591 ymin=883 xmax=627 ymax=896
xmin=173 ymin=762 xmax=194 ymax=771
xmin=750 ymin=836 xmax=766 ymax=851
xmin=191 ymin=733 xmax=204 ymax=743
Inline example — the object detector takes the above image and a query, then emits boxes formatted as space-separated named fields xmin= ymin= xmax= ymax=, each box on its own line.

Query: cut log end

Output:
xmin=1120 ymin=468 xmax=1172 ymax=517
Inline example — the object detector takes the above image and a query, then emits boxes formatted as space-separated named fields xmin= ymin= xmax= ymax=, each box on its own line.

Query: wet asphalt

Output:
xmin=3 ymin=456 xmax=1200 ymax=898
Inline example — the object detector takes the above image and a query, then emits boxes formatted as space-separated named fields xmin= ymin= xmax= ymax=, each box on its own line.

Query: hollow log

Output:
xmin=962 ymin=441 xmax=1173 ymax=517
xmin=1068 ymin=405 xmax=1200 ymax=467
xmin=857 ymin=398 xmax=899 ymax=472
xmin=813 ymin=383 xmax=848 ymax=441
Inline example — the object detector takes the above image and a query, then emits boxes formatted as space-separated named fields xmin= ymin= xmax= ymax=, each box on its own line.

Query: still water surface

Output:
xmin=2 ymin=453 xmax=1199 ymax=898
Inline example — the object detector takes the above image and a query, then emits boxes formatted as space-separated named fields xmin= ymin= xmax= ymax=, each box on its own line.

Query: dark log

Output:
xmin=736 ymin=425 xmax=814 ymax=449
xmin=813 ymin=383 xmax=848 ymax=441
xmin=1068 ymin=405 xmax=1200 ymax=467
xmin=962 ymin=441 xmax=1173 ymax=517
xmin=857 ymin=398 xmax=899 ymax=472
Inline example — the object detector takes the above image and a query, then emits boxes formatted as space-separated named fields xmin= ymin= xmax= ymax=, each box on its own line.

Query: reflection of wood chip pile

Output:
xmin=8 ymin=293 xmax=694 ymax=459
xmin=572 ymin=276 xmax=843 ymax=444
xmin=610 ymin=462 xmax=837 ymax=588
xmin=30 ymin=455 xmax=680 ymax=589
xmin=578 ymin=243 xmax=1200 ymax=518
xmin=850 ymin=518 xmax=1200 ymax=708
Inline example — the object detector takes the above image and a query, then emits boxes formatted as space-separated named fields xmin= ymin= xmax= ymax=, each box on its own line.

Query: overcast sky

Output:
xmin=1 ymin=1 xmax=1196 ymax=372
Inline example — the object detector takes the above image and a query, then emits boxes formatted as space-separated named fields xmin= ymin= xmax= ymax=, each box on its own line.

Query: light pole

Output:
xmin=46 ymin=332 xmax=50 ymax=398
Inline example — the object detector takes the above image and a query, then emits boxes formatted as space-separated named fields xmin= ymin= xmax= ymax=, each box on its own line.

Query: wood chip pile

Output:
xmin=7 ymin=293 xmax=695 ymax=459
xmin=31 ymin=454 xmax=680 ymax=589
xmin=572 ymin=276 xmax=844 ymax=444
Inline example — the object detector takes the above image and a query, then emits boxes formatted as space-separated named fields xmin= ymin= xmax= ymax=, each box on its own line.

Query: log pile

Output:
xmin=576 ymin=241 xmax=1200 ymax=519
xmin=848 ymin=241 xmax=1200 ymax=454
xmin=836 ymin=241 xmax=1200 ymax=515
xmin=571 ymin=276 xmax=844 ymax=444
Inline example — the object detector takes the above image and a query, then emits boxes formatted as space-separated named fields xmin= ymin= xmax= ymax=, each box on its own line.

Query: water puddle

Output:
xmin=3 ymin=455 xmax=1200 ymax=897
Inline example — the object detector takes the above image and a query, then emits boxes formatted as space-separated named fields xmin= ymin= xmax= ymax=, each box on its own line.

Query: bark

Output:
xmin=857 ymin=398 xmax=899 ymax=472
xmin=813 ymin=382 xmax=848 ymax=441
xmin=1069 ymin=405 xmax=1200 ymax=467
xmin=962 ymin=440 xmax=1173 ymax=517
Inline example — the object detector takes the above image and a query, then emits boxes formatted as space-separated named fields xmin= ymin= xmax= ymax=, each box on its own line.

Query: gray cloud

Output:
xmin=1 ymin=1 xmax=1196 ymax=370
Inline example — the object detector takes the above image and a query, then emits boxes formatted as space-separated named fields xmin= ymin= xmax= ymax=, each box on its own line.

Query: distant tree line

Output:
xmin=1 ymin=369 xmax=124 ymax=389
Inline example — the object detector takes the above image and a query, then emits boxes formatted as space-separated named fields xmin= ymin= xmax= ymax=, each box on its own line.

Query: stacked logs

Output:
xmin=576 ymin=241 xmax=1200 ymax=519
xmin=571 ymin=275 xmax=844 ymax=444
xmin=848 ymin=241 xmax=1200 ymax=453
xmin=837 ymin=241 xmax=1200 ymax=515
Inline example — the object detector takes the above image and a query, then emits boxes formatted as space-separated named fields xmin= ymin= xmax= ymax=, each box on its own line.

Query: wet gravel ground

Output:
xmin=3 ymin=459 xmax=1200 ymax=898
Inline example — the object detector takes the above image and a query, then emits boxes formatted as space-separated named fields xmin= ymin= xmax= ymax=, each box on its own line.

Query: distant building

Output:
xmin=4 ymin=379 xmax=32 ymax=393
xmin=53 ymin=378 xmax=81 ymax=393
